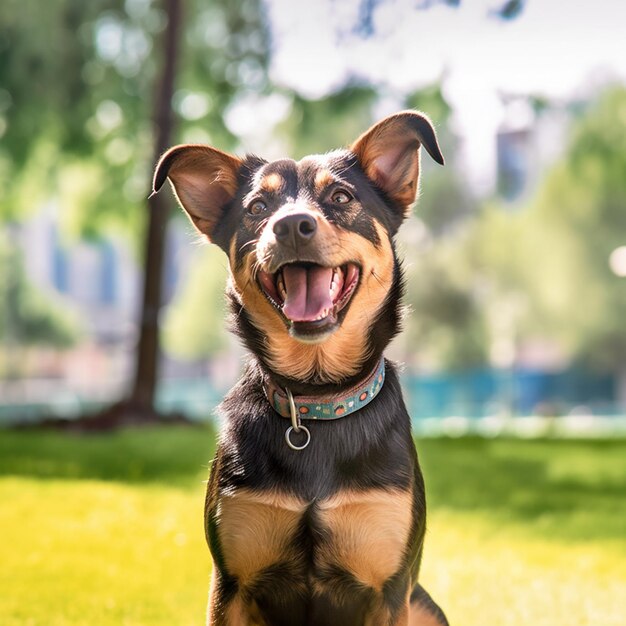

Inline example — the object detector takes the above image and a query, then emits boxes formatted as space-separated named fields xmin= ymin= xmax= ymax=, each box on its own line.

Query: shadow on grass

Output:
xmin=417 ymin=436 xmax=626 ymax=542
xmin=1 ymin=426 xmax=625 ymax=542
xmin=0 ymin=425 xmax=217 ymax=487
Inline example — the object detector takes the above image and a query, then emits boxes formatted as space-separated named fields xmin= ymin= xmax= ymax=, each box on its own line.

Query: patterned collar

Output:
xmin=264 ymin=357 xmax=386 ymax=421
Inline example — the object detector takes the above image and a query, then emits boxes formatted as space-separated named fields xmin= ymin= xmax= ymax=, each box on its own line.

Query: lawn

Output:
xmin=0 ymin=427 xmax=624 ymax=625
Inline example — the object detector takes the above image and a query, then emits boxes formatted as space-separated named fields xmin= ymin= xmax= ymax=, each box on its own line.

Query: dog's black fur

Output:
xmin=154 ymin=111 xmax=449 ymax=625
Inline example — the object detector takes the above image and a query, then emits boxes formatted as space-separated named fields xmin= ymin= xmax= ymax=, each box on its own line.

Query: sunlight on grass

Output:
xmin=422 ymin=512 xmax=626 ymax=626
xmin=0 ymin=478 xmax=210 ymax=626
xmin=0 ymin=427 xmax=624 ymax=625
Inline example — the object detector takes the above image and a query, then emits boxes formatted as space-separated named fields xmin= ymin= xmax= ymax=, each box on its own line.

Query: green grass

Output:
xmin=1 ymin=427 xmax=625 ymax=625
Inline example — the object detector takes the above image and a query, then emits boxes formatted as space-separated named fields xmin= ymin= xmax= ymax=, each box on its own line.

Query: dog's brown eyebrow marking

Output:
xmin=314 ymin=169 xmax=336 ymax=192
xmin=259 ymin=173 xmax=285 ymax=193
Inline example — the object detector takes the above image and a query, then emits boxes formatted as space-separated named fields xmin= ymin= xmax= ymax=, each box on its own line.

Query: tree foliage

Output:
xmin=0 ymin=0 xmax=268 ymax=236
xmin=396 ymin=87 xmax=626 ymax=373
xmin=0 ymin=0 xmax=270 ymax=372
xmin=402 ymin=243 xmax=489 ymax=370
xmin=466 ymin=87 xmax=626 ymax=371
xmin=162 ymin=245 xmax=229 ymax=359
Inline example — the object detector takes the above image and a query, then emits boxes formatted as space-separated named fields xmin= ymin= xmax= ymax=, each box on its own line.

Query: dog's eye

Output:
xmin=248 ymin=200 xmax=267 ymax=216
xmin=331 ymin=190 xmax=352 ymax=204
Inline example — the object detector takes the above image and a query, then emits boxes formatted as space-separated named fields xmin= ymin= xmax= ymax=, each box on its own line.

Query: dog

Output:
xmin=153 ymin=110 xmax=449 ymax=626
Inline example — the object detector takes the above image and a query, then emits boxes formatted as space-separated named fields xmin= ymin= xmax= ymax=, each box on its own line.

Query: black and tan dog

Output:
xmin=153 ymin=111 xmax=449 ymax=626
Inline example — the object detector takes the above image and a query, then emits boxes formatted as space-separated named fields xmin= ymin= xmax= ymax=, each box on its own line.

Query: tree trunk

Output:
xmin=130 ymin=0 xmax=183 ymax=412
xmin=78 ymin=0 xmax=184 ymax=429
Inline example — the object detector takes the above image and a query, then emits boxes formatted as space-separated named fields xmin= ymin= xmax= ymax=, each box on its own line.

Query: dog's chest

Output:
xmin=215 ymin=487 xmax=414 ymax=592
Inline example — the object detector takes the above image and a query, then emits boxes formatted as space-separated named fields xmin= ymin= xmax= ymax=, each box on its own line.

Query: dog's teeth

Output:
xmin=314 ymin=309 xmax=330 ymax=321
xmin=277 ymin=275 xmax=287 ymax=299
xmin=330 ymin=267 xmax=344 ymax=301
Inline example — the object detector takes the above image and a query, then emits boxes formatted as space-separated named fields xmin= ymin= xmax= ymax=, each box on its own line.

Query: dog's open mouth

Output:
xmin=258 ymin=262 xmax=360 ymax=340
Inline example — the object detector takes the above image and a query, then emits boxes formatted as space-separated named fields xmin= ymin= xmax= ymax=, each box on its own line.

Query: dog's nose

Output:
xmin=273 ymin=213 xmax=317 ymax=247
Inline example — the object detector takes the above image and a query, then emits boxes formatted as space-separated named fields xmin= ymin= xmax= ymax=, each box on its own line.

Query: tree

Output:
xmin=523 ymin=88 xmax=626 ymax=370
xmin=402 ymin=245 xmax=489 ymax=370
xmin=385 ymin=87 xmax=626 ymax=374
xmin=1 ymin=0 xmax=269 ymax=423
xmin=0 ymin=0 xmax=267 ymax=229
xmin=466 ymin=87 xmax=626 ymax=372
xmin=127 ymin=0 xmax=182 ymax=418
xmin=130 ymin=0 xmax=268 ymax=419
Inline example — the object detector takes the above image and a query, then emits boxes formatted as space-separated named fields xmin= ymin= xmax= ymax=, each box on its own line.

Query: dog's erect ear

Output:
xmin=152 ymin=144 xmax=242 ymax=241
xmin=351 ymin=110 xmax=444 ymax=213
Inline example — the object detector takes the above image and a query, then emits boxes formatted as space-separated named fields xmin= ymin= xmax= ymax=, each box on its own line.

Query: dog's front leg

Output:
xmin=362 ymin=586 xmax=411 ymax=626
xmin=207 ymin=571 xmax=253 ymax=626
xmin=408 ymin=584 xmax=450 ymax=626
xmin=392 ymin=601 xmax=410 ymax=626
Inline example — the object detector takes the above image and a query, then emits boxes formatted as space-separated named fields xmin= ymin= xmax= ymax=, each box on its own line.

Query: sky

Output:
xmin=260 ymin=0 xmax=626 ymax=191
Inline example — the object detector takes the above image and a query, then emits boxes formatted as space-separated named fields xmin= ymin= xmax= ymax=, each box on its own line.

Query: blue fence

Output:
xmin=0 ymin=367 xmax=620 ymax=426
xmin=403 ymin=367 xmax=617 ymax=420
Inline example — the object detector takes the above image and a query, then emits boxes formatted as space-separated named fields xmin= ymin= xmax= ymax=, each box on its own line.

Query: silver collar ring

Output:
xmin=285 ymin=424 xmax=311 ymax=451
xmin=285 ymin=388 xmax=311 ymax=451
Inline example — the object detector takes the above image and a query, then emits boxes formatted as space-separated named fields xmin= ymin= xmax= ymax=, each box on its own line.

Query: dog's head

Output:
xmin=154 ymin=111 xmax=443 ymax=385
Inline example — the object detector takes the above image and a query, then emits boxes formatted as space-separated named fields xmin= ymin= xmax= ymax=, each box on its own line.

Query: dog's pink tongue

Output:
xmin=282 ymin=265 xmax=334 ymax=322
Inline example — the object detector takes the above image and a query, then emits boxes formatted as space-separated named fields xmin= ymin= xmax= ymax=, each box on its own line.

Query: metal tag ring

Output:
xmin=285 ymin=425 xmax=311 ymax=451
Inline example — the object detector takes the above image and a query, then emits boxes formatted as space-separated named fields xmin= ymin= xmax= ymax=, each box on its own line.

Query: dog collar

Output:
xmin=264 ymin=357 xmax=386 ymax=422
